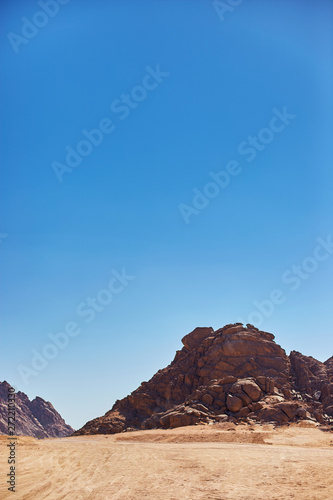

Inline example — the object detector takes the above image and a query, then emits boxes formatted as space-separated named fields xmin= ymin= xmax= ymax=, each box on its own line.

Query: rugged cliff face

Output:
xmin=289 ymin=351 xmax=333 ymax=418
xmin=0 ymin=381 xmax=74 ymax=438
xmin=74 ymin=324 xmax=333 ymax=435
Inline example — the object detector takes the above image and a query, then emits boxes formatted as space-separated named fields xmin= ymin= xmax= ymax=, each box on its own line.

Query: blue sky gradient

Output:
xmin=1 ymin=0 xmax=332 ymax=429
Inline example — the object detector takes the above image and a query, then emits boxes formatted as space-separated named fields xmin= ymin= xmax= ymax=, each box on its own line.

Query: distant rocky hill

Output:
xmin=74 ymin=324 xmax=333 ymax=435
xmin=0 ymin=381 xmax=74 ymax=438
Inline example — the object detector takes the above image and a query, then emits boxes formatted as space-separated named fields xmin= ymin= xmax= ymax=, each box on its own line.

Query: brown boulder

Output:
xmin=256 ymin=407 xmax=290 ymax=425
xmin=230 ymin=379 xmax=261 ymax=403
xmin=226 ymin=395 xmax=243 ymax=413
xmin=242 ymin=380 xmax=261 ymax=401
xmin=234 ymin=407 xmax=251 ymax=418
xmin=182 ymin=327 xmax=214 ymax=350
xmin=276 ymin=402 xmax=299 ymax=420
xmin=209 ymin=384 xmax=225 ymax=394
xmin=160 ymin=411 xmax=192 ymax=428
xmin=216 ymin=376 xmax=237 ymax=385
xmin=248 ymin=402 xmax=263 ymax=412
xmin=215 ymin=398 xmax=226 ymax=408
xmin=201 ymin=393 xmax=214 ymax=406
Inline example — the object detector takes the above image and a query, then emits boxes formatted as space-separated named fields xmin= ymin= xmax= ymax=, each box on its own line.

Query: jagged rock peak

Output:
xmin=0 ymin=381 xmax=74 ymax=438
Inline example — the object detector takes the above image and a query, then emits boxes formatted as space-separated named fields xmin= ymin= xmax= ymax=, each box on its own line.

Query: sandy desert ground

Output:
xmin=1 ymin=422 xmax=333 ymax=500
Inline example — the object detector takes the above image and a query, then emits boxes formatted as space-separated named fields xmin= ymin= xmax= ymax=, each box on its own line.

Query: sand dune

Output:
xmin=1 ymin=423 xmax=332 ymax=499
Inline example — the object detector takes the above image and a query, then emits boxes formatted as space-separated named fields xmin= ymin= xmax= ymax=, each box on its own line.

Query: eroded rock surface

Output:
xmin=74 ymin=324 xmax=332 ymax=435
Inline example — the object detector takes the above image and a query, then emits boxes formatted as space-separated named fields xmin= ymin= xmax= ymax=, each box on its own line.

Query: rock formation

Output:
xmin=74 ymin=324 xmax=333 ymax=435
xmin=0 ymin=381 xmax=74 ymax=438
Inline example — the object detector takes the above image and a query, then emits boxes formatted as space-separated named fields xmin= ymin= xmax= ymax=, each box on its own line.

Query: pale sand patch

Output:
xmin=0 ymin=424 xmax=332 ymax=499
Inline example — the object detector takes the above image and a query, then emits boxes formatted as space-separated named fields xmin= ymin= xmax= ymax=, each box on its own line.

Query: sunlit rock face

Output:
xmin=74 ymin=324 xmax=333 ymax=435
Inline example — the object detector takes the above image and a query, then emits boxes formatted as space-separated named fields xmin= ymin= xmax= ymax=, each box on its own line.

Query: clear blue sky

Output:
xmin=1 ymin=0 xmax=332 ymax=430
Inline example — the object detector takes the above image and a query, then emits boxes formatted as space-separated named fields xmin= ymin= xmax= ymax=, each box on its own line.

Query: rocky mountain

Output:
xmin=74 ymin=324 xmax=333 ymax=435
xmin=0 ymin=381 xmax=74 ymax=438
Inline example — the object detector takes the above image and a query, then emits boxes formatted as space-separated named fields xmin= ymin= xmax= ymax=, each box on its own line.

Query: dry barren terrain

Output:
xmin=1 ymin=423 xmax=333 ymax=499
